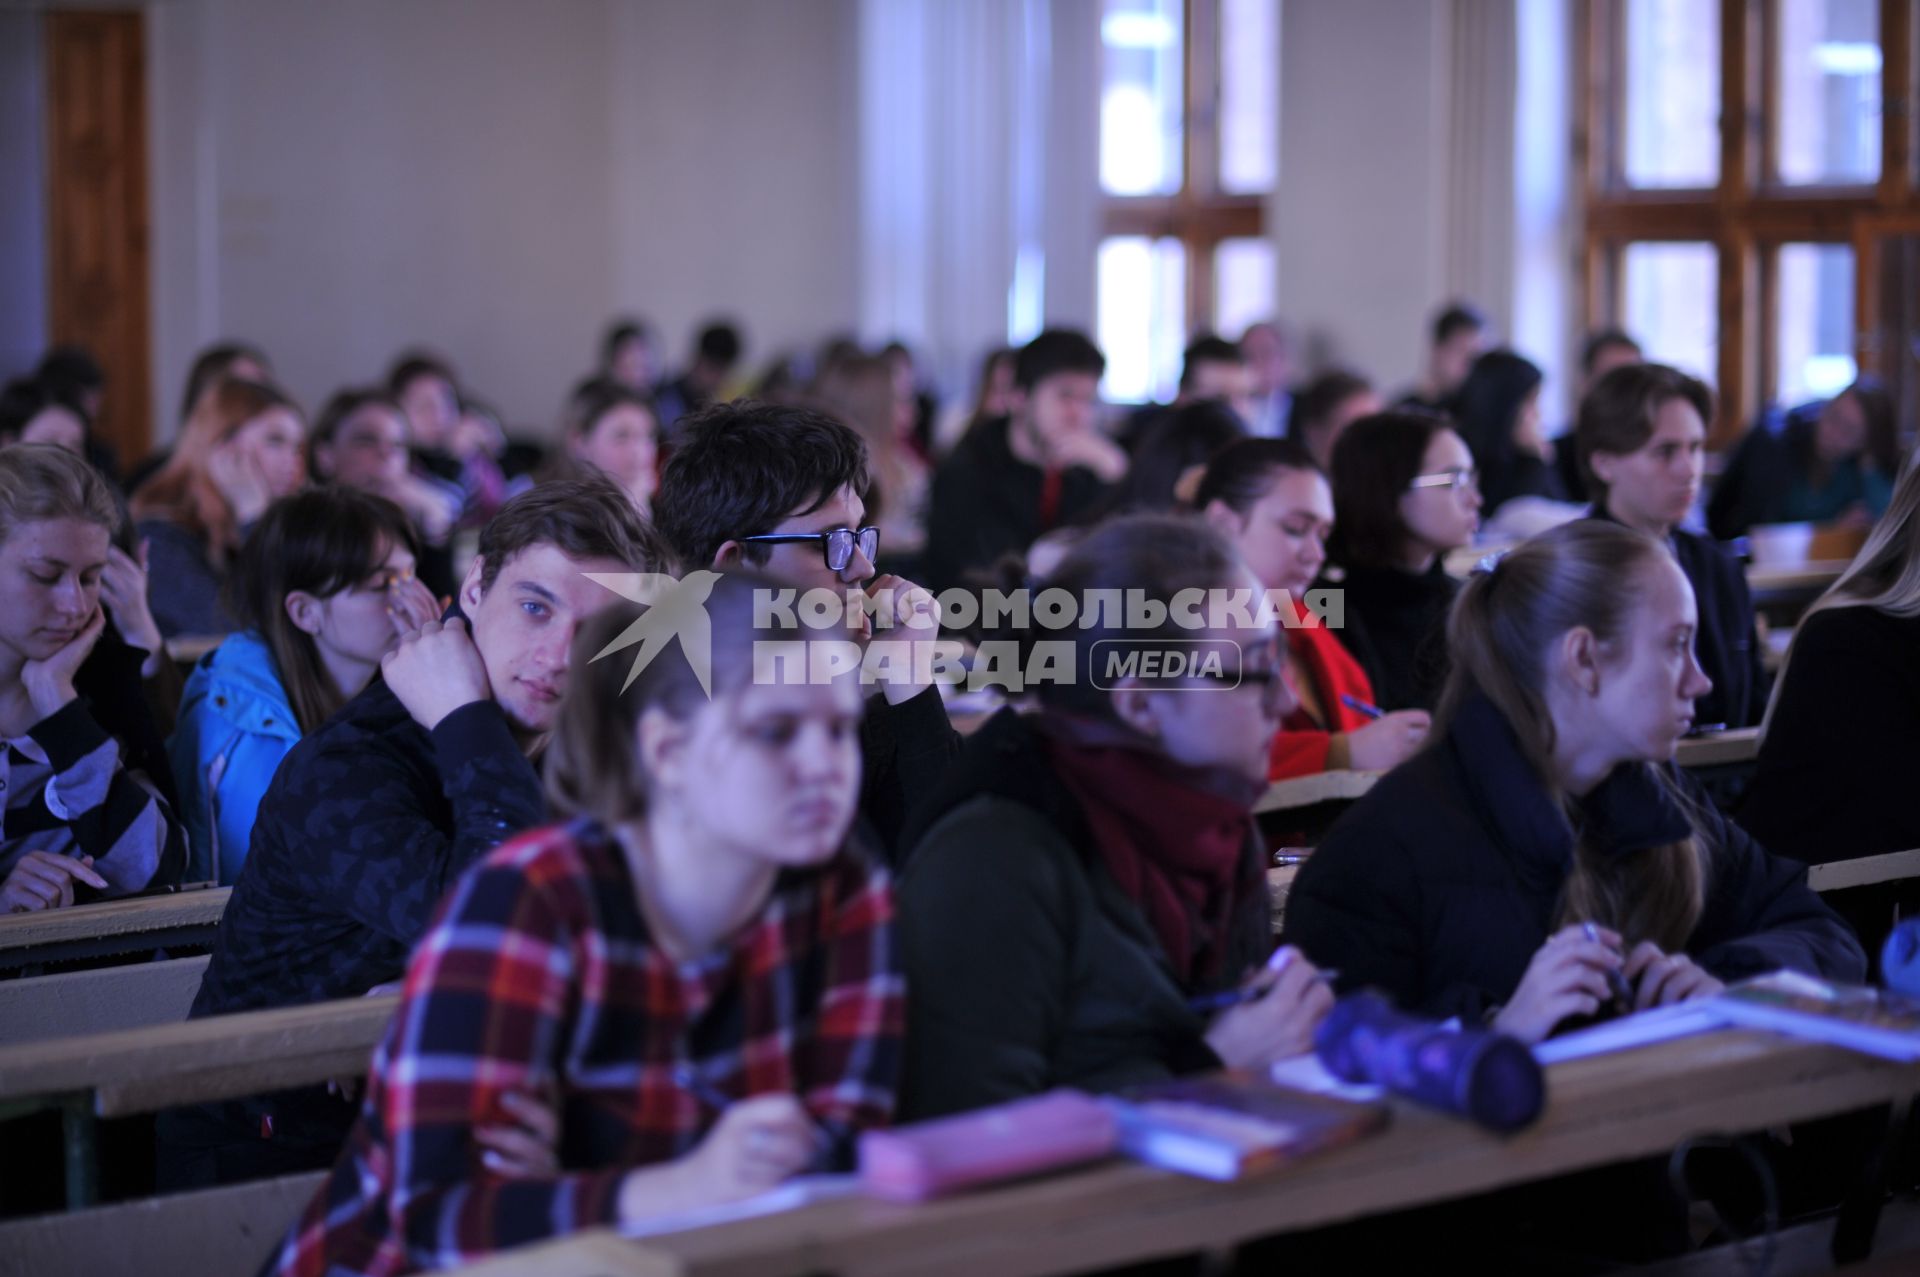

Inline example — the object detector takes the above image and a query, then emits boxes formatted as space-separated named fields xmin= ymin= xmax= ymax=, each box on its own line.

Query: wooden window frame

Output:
xmin=1099 ymin=0 xmax=1267 ymax=340
xmin=1577 ymin=0 xmax=1920 ymax=448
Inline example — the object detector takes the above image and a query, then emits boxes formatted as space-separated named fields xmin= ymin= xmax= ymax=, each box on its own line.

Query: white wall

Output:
xmin=147 ymin=0 xmax=860 ymax=441
xmin=1274 ymin=0 xmax=1450 ymax=392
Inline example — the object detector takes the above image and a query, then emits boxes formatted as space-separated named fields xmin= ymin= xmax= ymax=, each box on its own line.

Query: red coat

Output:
xmin=1270 ymin=620 xmax=1379 ymax=779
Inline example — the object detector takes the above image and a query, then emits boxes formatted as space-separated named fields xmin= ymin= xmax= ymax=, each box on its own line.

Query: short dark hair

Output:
xmin=1178 ymin=335 xmax=1244 ymax=391
xmin=1575 ymin=363 xmax=1714 ymax=503
xmin=1288 ymin=369 xmax=1373 ymax=437
xmin=34 ymin=346 xmax=104 ymax=413
xmin=564 ymin=377 xmax=655 ymax=439
xmin=180 ymin=342 xmax=272 ymax=422
xmin=311 ymin=386 xmax=403 ymax=450
xmin=1014 ymin=329 xmax=1105 ymax=392
xmin=1581 ymin=328 xmax=1642 ymax=375
xmin=1432 ymin=302 xmax=1487 ymax=346
xmin=653 ymin=400 xmax=871 ymax=570
xmin=386 ymin=351 xmax=457 ymax=400
xmin=0 ymin=377 xmax=70 ymax=440
xmin=1449 ymin=349 xmax=1543 ymax=493
xmin=475 ymin=474 xmax=671 ymax=592
xmin=1327 ymin=410 xmax=1454 ymax=570
xmin=1107 ymin=400 xmax=1246 ymax=514
xmin=602 ymin=317 xmax=653 ymax=366
xmin=696 ymin=322 xmax=744 ymax=369
xmin=1193 ymin=437 xmax=1323 ymax=516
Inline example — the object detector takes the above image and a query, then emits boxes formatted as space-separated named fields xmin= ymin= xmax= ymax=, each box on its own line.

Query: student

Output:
xmin=1395 ymin=301 xmax=1488 ymax=413
xmin=1552 ymin=328 xmax=1643 ymax=500
xmin=168 ymin=488 xmax=438 ymax=885
xmin=160 ymin=477 xmax=667 ymax=1186
xmin=33 ymin=345 xmax=119 ymax=481
xmin=1323 ymin=411 xmax=1482 ymax=712
xmin=1286 ymin=369 xmax=1378 ymax=470
xmin=1707 ymin=378 xmax=1901 ymax=539
xmin=1118 ymin=335 xmax=1254 ymax=452
xmin=1286 ymin=520 xmax=1863 ymax=1038
xmin=1578 ymin=362 xmax=1769 ymax=728
xmin=538 ymin=379 xmax=660 ymax=515
xmin=262 ymin=575 xmax=903 ymax=1276
xmin=933 ymin=346 xmax=1017 ymax=455
xmin=654 ymin=320 xmax=745 ymax=435
xmin=0 ymin=445 xmax=185 ymax=911
xmin=898 ymin=515 xmax=1333 ymax=1120
xmin=123 ymin=342 xmax=277 ymax=499
xmin=1099 ymin=399 xmax=1245 ymax=515
xmin=130 ymin=377 xmax=307 ymax=639
xmin=1238 ymin=319 xmax=1296 ymax=439
xmin=1452 ymin=350 xmax=1584 ymax=540
xmin=599 ymin=316 xmax=660 ymax=393
xmin=810 ymin=352 xmax=929 ymax=564
xmin=653 ymin=401 xmax=959 ymax=861
xmin=0 ymin=377 xmax=88 ymax=454
xmin=308 ymin=388 xmax=463 ymax=544
xmin=1742 ymin=456 xmax=1920 ymax=865
xmin=922 ymin=329 xmax=1124 ymax=593
xmin=1197 ymin=439 xmax=1429 ymax=777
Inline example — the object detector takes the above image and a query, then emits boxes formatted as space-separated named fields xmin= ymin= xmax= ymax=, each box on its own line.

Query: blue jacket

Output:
xmin=168 ymin=631 xmax=302 ymax=884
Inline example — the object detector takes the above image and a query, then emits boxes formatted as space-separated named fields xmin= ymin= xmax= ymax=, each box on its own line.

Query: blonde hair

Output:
xmin=0 ymin=443 xmax=120 ymax=545
xmin=130 ymin=377 xmax=299 ymax=566
xmin=1441 ymin=520 xmax=1708 ymax=951
xmin=1762 ymin=452 xmax=1920 ymax=740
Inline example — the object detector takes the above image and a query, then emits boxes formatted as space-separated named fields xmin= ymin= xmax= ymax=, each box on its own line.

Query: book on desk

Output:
xmin=1106 ymin=1073 xmax=1389 ymax=1182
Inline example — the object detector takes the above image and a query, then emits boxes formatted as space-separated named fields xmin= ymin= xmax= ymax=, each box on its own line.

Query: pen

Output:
xmin=1340 ymin=694 xmax=1385 ymax=720
xmin=1583 ymin=922 xmax=1635 ymax=1009
xmin=1188 ymin=961 xmax=1340 ymax=1014
xmin=674 ymin=1066 xmax=837 ymax=1169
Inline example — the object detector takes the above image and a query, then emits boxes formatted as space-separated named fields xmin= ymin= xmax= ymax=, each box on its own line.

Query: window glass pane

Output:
xmin=1213 ymin=237 xmax=1274 ymax=338
xmin=1622 ymin=242 xmax=1719 ymax=385
xmin=1097 ymin=236 xmax=1188 ymax=403
xmin=1777 ymin=0 xmax=1881 ymax=186
xmin=1101 ymin=0 xmax=1184 ymax=196
xmin=1777 ymin=243 xmax=1858 ymax=405
xmin=1218 ymin=0 xmax=1277 ymax=194
xmin=1623 ymin=0 xmax=1720 ymax=188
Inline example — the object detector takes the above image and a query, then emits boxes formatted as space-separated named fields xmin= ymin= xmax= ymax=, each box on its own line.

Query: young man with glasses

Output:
xmin=654 ymin=400 xmax=961 ymax=862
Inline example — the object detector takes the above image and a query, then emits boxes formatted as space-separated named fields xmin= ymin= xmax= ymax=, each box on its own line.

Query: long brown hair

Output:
xmin=131 ymin=377 xmax=297 ymax=566
xmin=1440 ymin=520 xmax=1708 ymax=951
xmin=233 ymin=488 xmax=421 ymax=733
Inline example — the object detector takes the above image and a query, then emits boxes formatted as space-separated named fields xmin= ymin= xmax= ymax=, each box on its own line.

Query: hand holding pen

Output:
xmin=1197 ymin=945 xmax=1339 ymax=1068
xmin=675 ymin=1066 xmax=834 ymax=1174
xmin=1339 ymin=695 xmax=1432 ymax=771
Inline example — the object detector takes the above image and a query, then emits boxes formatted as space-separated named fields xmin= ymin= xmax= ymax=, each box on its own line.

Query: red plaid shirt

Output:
xmin=268 ymin=818 xmax=905 ymax=1277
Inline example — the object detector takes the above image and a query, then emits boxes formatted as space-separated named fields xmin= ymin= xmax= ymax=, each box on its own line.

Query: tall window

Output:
xmin=1097 ymin=0 xmax=1277 ymax=402
xmin=1581 ymin=0 xmax=1920 ymax=446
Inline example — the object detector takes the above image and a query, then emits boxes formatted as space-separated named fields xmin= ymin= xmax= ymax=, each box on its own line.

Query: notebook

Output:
xmin=1106 ymin=1072 xmax=1389 ymax=1182
xmin=1712 ymin=970 xmax=1920 ymax=1061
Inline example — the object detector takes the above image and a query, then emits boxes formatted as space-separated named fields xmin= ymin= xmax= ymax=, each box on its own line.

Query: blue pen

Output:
xmin=1188 ymin=949 xmax=1339 ymax=1014
xmin=1340 ymin=693 xmax=1385 ymax=720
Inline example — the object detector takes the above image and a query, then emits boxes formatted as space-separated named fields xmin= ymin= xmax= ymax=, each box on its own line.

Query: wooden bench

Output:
xmin=0 ymin=993 xmax=397 ymax=1209
xmin=443 ymin=1030 xmax=1920 ymax=1277
xmin=1255 ymin=769 xmax=1378 ymax=815
xmin=0 ymin=954 xmax=208 ymax=1047
xmin=0 ymin=1168 xmax=325 ymax=1277
xmin=0 ymin=887 xmax=229 ymax=971
xmin=1673 ymin=727 xmax=1762 ymax=770
xmin=1810 ymin=849 xmax=1920 ymax=895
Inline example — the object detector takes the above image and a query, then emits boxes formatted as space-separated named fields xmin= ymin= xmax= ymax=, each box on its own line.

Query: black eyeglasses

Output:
xmin=738 ymin=525 xmax=881 ymax=572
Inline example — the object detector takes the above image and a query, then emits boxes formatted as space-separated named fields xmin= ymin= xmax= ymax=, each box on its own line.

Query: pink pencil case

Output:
xmin=858 ymin=1090 xmax=1119 ymax=1203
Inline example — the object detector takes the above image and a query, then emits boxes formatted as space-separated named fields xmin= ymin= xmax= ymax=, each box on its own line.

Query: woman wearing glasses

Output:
xmin=896 ymin=514 xmax=1334 ymax=1121
xmin=1323 ymin=411 xmax=1483 ymax=712
xmin=1576 ymin=363 xmax=1767 ymax=729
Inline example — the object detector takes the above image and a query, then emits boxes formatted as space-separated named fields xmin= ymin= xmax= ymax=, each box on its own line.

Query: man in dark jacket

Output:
xmin=653 ymin=400 xmax=961 ymax=862
xmin=160 ymin=478 xmax=666 ymax=1188
xmin=921 ymin=329 xmax=1124 ymax=594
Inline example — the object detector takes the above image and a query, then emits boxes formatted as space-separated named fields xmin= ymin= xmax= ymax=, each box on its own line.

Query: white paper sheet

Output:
xmin=619 ymin=1174 xmax=860 ymax=1239
xmin=1532 ymin=1003 xmax=1730 ymax=1065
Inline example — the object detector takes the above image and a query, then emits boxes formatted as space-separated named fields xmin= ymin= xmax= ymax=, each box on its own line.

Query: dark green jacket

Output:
xmin=897 ymin=710 xmax=1269 ymax=1120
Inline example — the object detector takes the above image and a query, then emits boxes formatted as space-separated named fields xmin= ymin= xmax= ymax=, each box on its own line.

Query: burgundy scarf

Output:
xmin=1036 ymin=713 xmax=1262 ymax=985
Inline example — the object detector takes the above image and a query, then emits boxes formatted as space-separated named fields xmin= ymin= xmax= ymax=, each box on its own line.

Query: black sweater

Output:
xmin=896 ymin=710 xmax=1268 ymax=1121
xmin=921 ymin=416 xmax=1111 ymax=594
xmin=1283 ymin=693 xmax=1864 ymax=1024
xmin=1741 ymin=606 xmax=1920 ymax=864
xmin=1324 ymin=560 xmax=1460 ymax=712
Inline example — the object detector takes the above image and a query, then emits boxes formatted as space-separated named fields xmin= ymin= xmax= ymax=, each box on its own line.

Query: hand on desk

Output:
xmin=616 ymin=1094 xmax=821 ymax=1223
xmin=1494 ymin=924 xmax=1625 ymax=1044
xmin=1623 ymin=942 xmax=1724 ymax=1010
xmin=2 ymin=851 xmax=107 ymax=913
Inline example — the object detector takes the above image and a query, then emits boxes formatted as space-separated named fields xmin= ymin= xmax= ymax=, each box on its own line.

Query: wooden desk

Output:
xmin=0 ymin=954 xmax=208 ymax=1046
xmin=0 ymin=886 xmax=229 ymax=970
xmin=0 ymin=992 xmax=396 ymax=1209
xmin=1810 ymin=849 xmax=1920 ymax=895
xmin=1747 ymin=560 xmax=1849 ymax=615
xmin=1255 ymin=770 xmax=1377 ymax=816
xmin=450 ymin=1031 xmax=1920 ymax=1277
xmin=1673 ymin=727 xmax=1761 ymax=769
